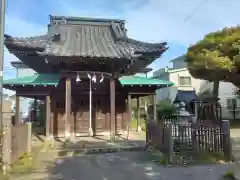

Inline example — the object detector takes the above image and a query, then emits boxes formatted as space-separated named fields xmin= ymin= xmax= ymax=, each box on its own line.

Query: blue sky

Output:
xmin=3 ymin=0 xmax=240 ymax=79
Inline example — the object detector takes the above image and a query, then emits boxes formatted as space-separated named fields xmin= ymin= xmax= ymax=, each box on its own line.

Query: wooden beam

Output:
xmin=129 ymin=92 xmax=156 ymax=95
xmin=110 ymin=77 xmax=116 ymax=140
xmin=16 ymin=92 xmax=49 ymax=96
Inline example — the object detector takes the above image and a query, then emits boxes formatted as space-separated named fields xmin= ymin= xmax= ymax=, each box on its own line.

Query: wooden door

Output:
xmin=52 ymin=100 xmax=66 ymax=137
xmin=115 ymin=95 xmax=126 ymax=134
xmin=74 ymin=97 xmax=89 ymax=136
xmin=93 ymin=95 xmax=109 ymax=135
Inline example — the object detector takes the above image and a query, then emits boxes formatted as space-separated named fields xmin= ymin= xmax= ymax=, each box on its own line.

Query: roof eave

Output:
xmin=4 ymin=34 xmax=47 ymax=50
xmin=135 ymin=46 xmax=168 ymax=57
xmin=11 ymin=61 xmax=29 ymax=68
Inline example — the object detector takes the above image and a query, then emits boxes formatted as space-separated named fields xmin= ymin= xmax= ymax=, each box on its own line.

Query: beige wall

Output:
xmin=169 ymin=68 xmax=205 ymax=94
xmin=156 ymin=68 xmax=206 ymax=102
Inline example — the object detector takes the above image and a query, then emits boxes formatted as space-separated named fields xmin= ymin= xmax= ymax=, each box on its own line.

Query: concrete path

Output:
xmin=11 ymin=151 xmax=237 ymax=180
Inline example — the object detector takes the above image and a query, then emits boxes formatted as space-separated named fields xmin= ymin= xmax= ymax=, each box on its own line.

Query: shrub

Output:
xmin=156 ymin=100 xmax=176 ymax=119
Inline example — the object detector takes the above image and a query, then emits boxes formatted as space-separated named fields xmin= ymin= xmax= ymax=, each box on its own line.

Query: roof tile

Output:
xmin=3 ymin=74 xmax=174 ymax=87
xmin=4 ymin=16 xmax=167 ymax=59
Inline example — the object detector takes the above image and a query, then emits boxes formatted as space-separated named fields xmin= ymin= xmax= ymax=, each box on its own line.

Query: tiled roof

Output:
xmin=4 ymin=34 xmax=48 ymax=49
xmin=3 ymin=73 xmax=174 ymax=87
xmin=3 ymin=74 xmax=60 ymax=85
xmin=4 ymin=16 xmax=167 ymax=59
xmin=119 ymin=76 xmax=174 ymax=86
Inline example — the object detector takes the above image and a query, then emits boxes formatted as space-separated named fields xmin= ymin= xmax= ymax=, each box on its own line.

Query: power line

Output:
xmin=183 ymin=0 xmax=209 ymax=23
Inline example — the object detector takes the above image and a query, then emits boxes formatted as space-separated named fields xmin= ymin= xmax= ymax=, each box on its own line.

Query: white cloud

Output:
xmin=4 ymin=0 xmax=240 ymax=73
xmin=6 ymin=0 xmax=240 ymax=45
xmin=4 ymin=15 xmax=46 ymax=75
xmin=45 ymin=0 xmax=240 ymax=46
xmin=123 ymin=0 xmax=240 ymax=45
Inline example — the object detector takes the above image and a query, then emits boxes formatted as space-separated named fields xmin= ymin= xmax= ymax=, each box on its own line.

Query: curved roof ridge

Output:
xmin=49 ymin=15 xmax=125 ymax=24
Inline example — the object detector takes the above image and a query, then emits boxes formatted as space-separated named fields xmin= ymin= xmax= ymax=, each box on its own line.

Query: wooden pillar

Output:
xmin=65 ymin=78 xmax=71 ymax=138
xmin=45 ymin=95 xmax=51 ymax=138
xmin=34 ymin=98 xmax=37 ymax=118
xmin=15 ymin=95 xmax=20 ymax=124
xmin=89 ymin=78 xmax=93 ymax=136
xmin=127 ymin=94 xmax=132 ymax=139
xmin=136 ymin=97 xmax=140 ymax=132
xmin=110 ymin=77 xmax=116 ymax=140
xmin=153 ymin=94 xmax=157 ymax=121
xmin=31 ymin=98 xmax=37 ymax=124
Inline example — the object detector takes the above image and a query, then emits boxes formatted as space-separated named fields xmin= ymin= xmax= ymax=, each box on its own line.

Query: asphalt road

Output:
xmin=47 ymin=152 xmax=235 ymax=180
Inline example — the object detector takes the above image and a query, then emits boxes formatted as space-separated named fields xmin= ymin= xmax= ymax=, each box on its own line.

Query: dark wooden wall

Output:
xmin=50 ymin=90 xmax=128 ymax=137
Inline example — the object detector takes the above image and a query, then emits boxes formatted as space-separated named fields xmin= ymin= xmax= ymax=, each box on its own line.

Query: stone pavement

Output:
xmin=41 ymin=132 xmax=146 ymax=154
xmin=10 ymin=151 xmax=238 ymax=180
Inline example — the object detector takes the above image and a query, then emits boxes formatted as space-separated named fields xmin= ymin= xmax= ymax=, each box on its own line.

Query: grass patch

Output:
xmin=196 ymin=152 xmax=227 ymax=164
xmin=223 ymin=171 xmax=236 ymax=180
xmin=169 ymin=152 xmax=229 ymax=165
xmin=139 ymin=150 xmax=167 ymax=165
xmin=10 ymin=146 xmax=43 ymax=175
xmin=0 ymin=145 xmax=43 ymax=179
xmin=131 ymin=119 xmax=146 ymax=131
xmin=73 ymin=150 xmax=83 ymax=156
xmin=43 ymin=139 xmax=57 ymax=150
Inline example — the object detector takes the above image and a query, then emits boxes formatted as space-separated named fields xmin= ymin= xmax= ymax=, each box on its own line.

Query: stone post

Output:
xmin=27 ymin=122 xmax=32 ymax=153
xmin=166 ymin=122 xmax=173 ymax=164
xmin=2 ymin=125 xmax=12 ymax=173
xmin=222 ymin=120 xmax=232 ymax=160
xmin=191 ymin=119 xmax=198 ymax=154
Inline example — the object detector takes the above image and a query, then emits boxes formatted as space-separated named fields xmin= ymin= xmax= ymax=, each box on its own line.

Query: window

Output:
xmin=179 ymin=76 xmax=191 ymax=86
xmin=226 ymin=98 xmax=237 ymax=109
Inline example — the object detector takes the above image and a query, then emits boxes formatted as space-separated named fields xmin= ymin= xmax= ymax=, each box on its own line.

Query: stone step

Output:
xmin=232 ymin=145 xmax=240 ymax=151
xmin=230 ymin=137 xmax=240 ymax=162
xmin=42 ymin=145 xmax=145 ymax=155
xmin=232 ymin=150 xmax=240 ymax=161
xmin=231 ymin=137 xmax=240 ymax=144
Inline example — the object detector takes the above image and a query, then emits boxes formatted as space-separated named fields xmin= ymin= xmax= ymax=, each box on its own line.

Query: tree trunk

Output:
xmin=212 ymin=81 xmax=219 ymax=99
xmin=212 ymin=81 xmax=219 ymax=120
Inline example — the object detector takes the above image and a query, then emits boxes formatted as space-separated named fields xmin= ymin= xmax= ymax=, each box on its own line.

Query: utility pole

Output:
xmin=0 ymin=0 xmax=6 ymax=130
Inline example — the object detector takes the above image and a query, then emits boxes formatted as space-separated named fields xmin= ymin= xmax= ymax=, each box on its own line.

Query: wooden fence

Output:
xmin=1 ymin=115 xmax=32 ymax=171
xmin=146 ymin=119 xmax=231 ymax=163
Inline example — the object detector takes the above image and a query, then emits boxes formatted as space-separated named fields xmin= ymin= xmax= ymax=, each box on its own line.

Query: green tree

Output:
xmin=198 ymin=89 xmax=213 ymax=100
xmin=156 ymin=100 xmax=176 ymax=119
xmin=186 ymin=26 xmax=240 ymax=98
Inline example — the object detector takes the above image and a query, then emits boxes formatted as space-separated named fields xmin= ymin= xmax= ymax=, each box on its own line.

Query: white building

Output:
xmin=10 ymin=61 xmax=36 ymax=115
xmin=153 ymin=55 xmax=204 ymax=102
xmin=153 ymin=55 xmax=240 ymax=119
